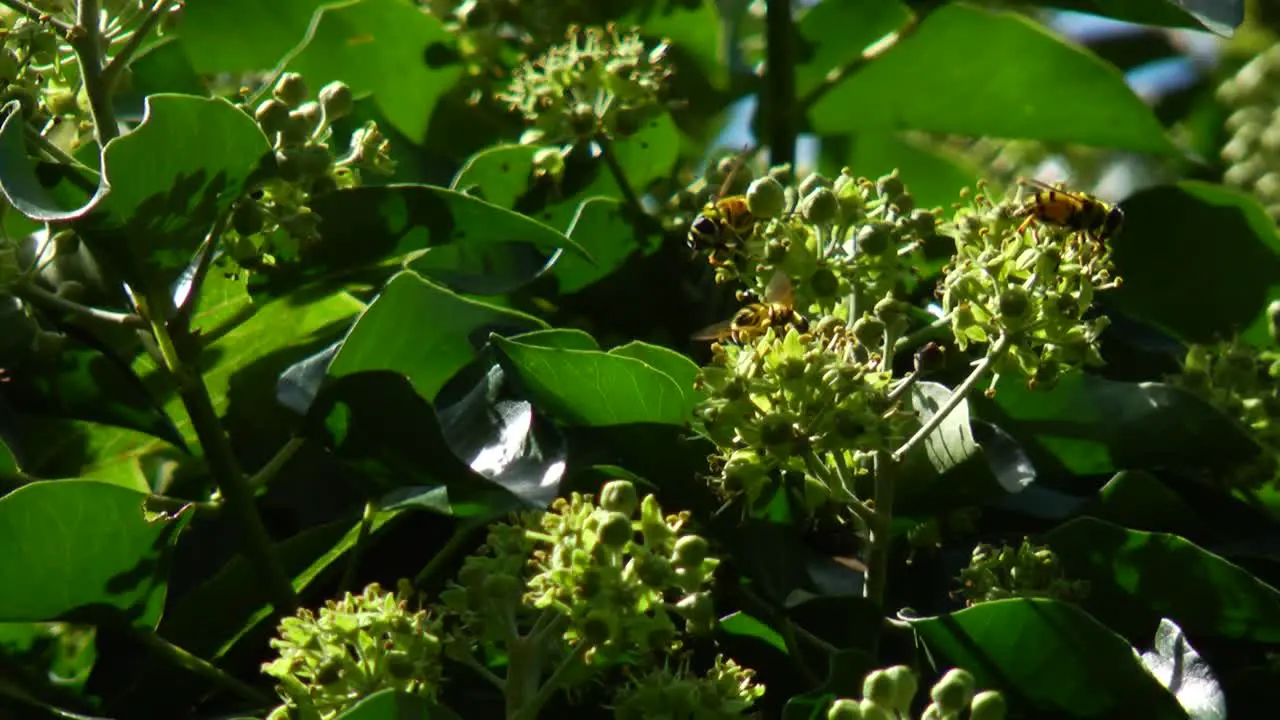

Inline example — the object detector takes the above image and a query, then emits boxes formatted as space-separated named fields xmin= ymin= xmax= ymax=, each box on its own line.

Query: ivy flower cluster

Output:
xmin=940 ymin=183 xmax=1119 ymax=390
xmin=956 ymin=538 xmax=1088 ymax=607
xmin=826 ymin=666 xmax=1007 ymax=720
xmin=498 ymin=24 xmax=672 ymax=145
xmin=613 ymin=655 xmax=765 ymax=719
xmin=262 ymin=580 xmax=443 ymax=720
xmin=1218 ymin=40 xmax=1280 ymax=222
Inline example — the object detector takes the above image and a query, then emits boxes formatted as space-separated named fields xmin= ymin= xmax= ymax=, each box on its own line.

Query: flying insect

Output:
xmin=686 ymin=148 xmax=757 ymax=266
xmin=1013 ymin=177 xmax=1124 ymax=244
xmin=692 ymin=269 xmax=808 ymax=346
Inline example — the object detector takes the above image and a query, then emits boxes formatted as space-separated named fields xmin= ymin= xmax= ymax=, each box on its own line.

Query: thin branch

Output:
xmin=24 ymin=124 xmax=99 ymax=177
xmin=70 ymin=0 xmax=120 ymax=146
xmin=764 ymin=0 xmax=796 ymax=166
xmin=864 ymin=451 xmax=893 ymax=608
xmin=891 ymin=333 xmax=1011 ymax=463
xmin=100 ymin=0 xmax=178 ymax=93
xmin=18 ymin=282 xmax=147 ymax=328
xmin=797 ymin=6 xmax=934 ymax=114
xmin=338 ymin=501 xmax=378 ymax=594
xmin=595 ymin=132 xmax=645 ymax=219
xmin=513 ymin=640 xmax=589 ymax=720
xmin=0 ymin=0 xmax=73 ymax=35
xmin=128 ymin=625 xmax=274 ymax=705
xmin=245 ymin=436 xmax=305 ymax=491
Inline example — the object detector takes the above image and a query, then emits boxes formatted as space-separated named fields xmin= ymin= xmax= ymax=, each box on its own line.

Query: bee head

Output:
xmin=688 ymin=215 xmax=719 ymax=249
xmin=1101 ymin=205 xmax=1125 ymax=240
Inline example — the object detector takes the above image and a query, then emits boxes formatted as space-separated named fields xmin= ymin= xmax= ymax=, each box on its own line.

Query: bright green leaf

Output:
xmin=718 ymin=611 xmax=787 ymax=653
xmin=628 ymin=0 xmax=727 ymax=91
xmin=510 ymin=328 xmax=601 ymax=351
xmin=608 ymin=340 xmax=704 ymax=409
xmin=0 ymin=481 xmax=189 ymax=628
xmin=178 ymin=0 xmax=324 ymax=73
xmin=333 ymin=688 xmax=462 ymax=720
xmin=834 ymin=132 xmax=980 ymax=212
xmin=796 ymin=0 xmax=911 ymax=99
xmin=809 ymin=4 xmax=1177 ymax=154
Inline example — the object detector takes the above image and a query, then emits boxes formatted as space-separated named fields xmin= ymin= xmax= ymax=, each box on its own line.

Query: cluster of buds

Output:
xmin=940 ymin=183 xmax=1119 ymax=391
xmin=613 ymin=655 xmax=765 ymax=719
xmin=0 ymin=13 xmax=77 ymax=128
xmin=1218 ymin=42 xmax=1280 ymax=222
xmin=231 ymin=73 xmax=393 ymax=264
xmin=498 ymin=24 xmax=672 ymax=145
xmin=439 ymin=480 xmax=720 ymax=668
xmin=956 ymin=538 xmax=1088 ymax=606
xmin=827 ymin=666 xmax=1006 ymax=720
xmin=695 ymin=324 xmax=915 ymax=511
xmin=1171 ymin=334 xmax=1280 ymax=490
xmin=262 ymin=580 xmax=443 ymax=720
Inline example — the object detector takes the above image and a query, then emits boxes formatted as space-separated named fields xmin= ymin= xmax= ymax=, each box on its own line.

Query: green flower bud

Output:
xmin=232 ymin=201 xmax=266 ymax=236
xmin=810 ymin=267 xmax=839 ymax=297
xmin=884 ymin=665 xmax=918 ymax=713
xmin=969 ymin=691 xmax=1007 ymax=720
xmin=876 ymin=170 xmax=905 ymax=199
xmin=852 ymin=316 xmax=886 ymax=348
xmin=582 ymin=608 xmax=617 ymax=645
xmin=858 ymin=699 xmax=895 ymax=720
xmin=635 ymin=554 xmax=672 ymax=586
xmin=273 ymin=72 xmax=309 ymax=108
xmin=46 ymin=90 xmax=76 ymax=116
xmin=598 ymin=511 xmax=634 ymax=550
xmin=1269 ymin=300 xmax=1280 ymax=343
xmin=675 ymin=591 xmax=716 ymax=633
xmin=292 ymin=101 xmax=323 ymax=131
xmin=862 ymin=669 xmax=896 ymax=708
xmin=747 ymin=175 xmax=787 ymax=218
xmin=759 ymin=413 xmax=798 ymax=449
xmin=856 ymin=221 xmax=893 ymax=255
xmin=827 ymin=699 xmax=863 ymax=720
xmin=600 ymin=479 xmax=639 ymax=516
xmin=801 ymin=187 xmax=840 ymax=225
xmin=671 ymin=535 xmax=710 ymax=569
xmin=998 ymin=286 xmax=1030 ymax=321
xmin=255 ymin=98 xmax=292 ymax=136
xmin=930 ymin=668 xmax=976 ymax=713
xmin=319 ymin=81 xmax=354 ymax=121
xmin=798 ymin=172 xmax=831 ymax=198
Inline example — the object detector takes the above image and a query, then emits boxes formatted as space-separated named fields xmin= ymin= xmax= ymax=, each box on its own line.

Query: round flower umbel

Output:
xmin=262 ymin=580 xmax=443 ymax=720
xmin=826 ymin=665 xmax=1007 ymax=720
xmin=1218 ymin=42 xmax=1280 ymax=222
xmin=956 ymin=538 xmax=1088 ymax=607
xmin=613 ymin=655 xmax=765 ymax=720
xmin=499 ymin=24 xmax=672 ymax=145
xmin=695 ymin=324 xmax=914 ymax=512
xmin=939 ymin=183 xmax=1120 ymax=390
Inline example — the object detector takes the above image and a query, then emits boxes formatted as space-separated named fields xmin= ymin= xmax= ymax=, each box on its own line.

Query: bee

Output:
xmin=687 ymin=147 xmax=757 ymax=266
xmin=692 ymin=269 xmax=809 ymax=346
xmin=1014 ymin=177 xmax=1124 ymax=244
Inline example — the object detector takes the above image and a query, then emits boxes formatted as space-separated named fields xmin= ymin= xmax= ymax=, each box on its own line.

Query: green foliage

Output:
xmin=0 ymin=1 xmax=1276 ymax=719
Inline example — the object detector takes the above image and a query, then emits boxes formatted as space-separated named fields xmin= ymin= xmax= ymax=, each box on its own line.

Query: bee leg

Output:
xmin=1016 ymin=215 xmax=1035 ymax=234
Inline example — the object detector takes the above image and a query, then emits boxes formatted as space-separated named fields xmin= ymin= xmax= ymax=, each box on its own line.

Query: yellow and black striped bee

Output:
xmin=692 ymin=269 xmax=809 ymax=346
xmin=686 ymin=147 xmax=757 ymax=267
xmin=1014 ymin=177 xmax=1124 ymax=244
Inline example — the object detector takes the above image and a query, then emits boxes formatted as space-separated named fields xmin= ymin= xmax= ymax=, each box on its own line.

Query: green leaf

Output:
xmin=1111 ymin=181 xmax=1280 ymax=347
xmin=833 ymin=132 xmax=980 ymax=212
xmin=608 ymin=340 xmax=704 ymax=410
xmin=250 ymin=185 xmax=590 ymax=300
xmin=287 ymin=0 xmax=464 ymax=143
xmin=718 ymin=611 xmax=787 ymax=653
xmin=1046 ymin=517 xmax=1280 ymax=642
xmin=909 ymin=380 xmax=979 ymax=474
xmin=493 ymin=336 xmax=694 ymax=426
xmin=627 ymin=0 xmax=727 ymax=91
xmin=808 ymin=4 xmax=1177 ymax=154
xmin=1082 ymin=470 xmax=1212 ymax=537
xmin=796 ymin=0 xmax=911 ymax=100
xmin=0 ymin=481 xmax=189 ymax=628
xmin=1028 ymin=0 xmax=1240 ymax=35
xmin=124 ymin=37 xmax=209 ymax=101
xmin=178 ymin=0 xmax=324 ymax=73
xmin=979 ymin=371 xmax=1261 ymax=476
xmin=333 ymin=688 xmax=462 ymax=720
xmin=327 ymin=271 xmax=546 ymax=403
xmin=908 ymin=599 xmax=1187 ymax=719
xmin=510 ymin=328 xmax=600 ymax=351
xmin=1141 ymin=619 xmax=1227 ymax=720
xmin=555 ymin=197 xmax=648 ymax=293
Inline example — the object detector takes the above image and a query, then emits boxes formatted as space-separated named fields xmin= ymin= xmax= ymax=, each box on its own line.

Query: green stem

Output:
xmin=99 ymin=0 xmax=175 ymax=93
xmin=412 ymin=519 xmax=483 ymax=588
xmin=70 ymin=0 xmax=119 ymax=146
xmin=0 ymin=0 xmax=73 ymax=35
xmin=128 ymin=625 xmax=274 ymax=705
xmin=24 ymin=124 xmax=99 ymax=178
xmin=891 ymin=333 xmax=1011 ymax=463
xmin=245 ymin=436 xmax=305 ymax=491
xmin=17 ymin=282 xmax=147 ymax=328
xmin=338 ymin=501 xmax=378 ymax=594
xmin=764 ymin=0 xmax=796 ymax=166
xmin=864 ymin=451 xmax=893 ymax=608
xmin=893 ymin=311 xmax=954 ymax=353
xmin=595 ymin=132 xmax=645 ymax=219
xmin=797 ymin=6 xmax=931 ymax=113
xmin=511 ymin=639 xmax=588 ymax=720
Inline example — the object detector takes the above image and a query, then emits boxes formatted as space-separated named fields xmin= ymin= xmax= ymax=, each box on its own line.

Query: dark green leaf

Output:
xmin=0 ymin=102 xmax=99 ymax=222
xmin=250 ymin=185 xmax=590 ymax=300
xmin=908 ymin=599 xmax=1187 ymax=719
xmin=1082 ymin=470 xmax=1211 ymax=537
xmin=1046 ymin=517 xmax=1280 ymax=642
xmin=782 ymin=649 xmax=877 ymax=720
xmin=979 ymin=371 xmax=1261 ymax=476
xmin=1028 ymin=0 xmax=1240 ymax=35
xmin=555 ymin=197 xmax=649 ymax=293
xmin=627 ymin=0 xmax=727 ymax=91
xmin=510 ymin=328 xmax=600 ymax=351
xmin=0 ymin=481 xmax=189 ymax=628
xmin=334 ymin=688 xmax=462 ymax=720
xmin=287 ymin=0 xmax=464 ymax=143
xmin=796 ymin=0 xmax=911 ymax=99
xmin=123 ymin=37 xmax=208 ymax=103
xmin=1111 ymin=182 xmax=1280 ymax=346
xmin=178 ymin=0 xmax=323 ymax=73
xmin=1141 ymin=618 xmax=1227 ymax=720
xmin=492 ymin=336 xmax=694 ymax=426
xmin=718 ymin=611 xmax=787 ymax=653
xmin=808 ymin=4 xmax=1176 ymax=154
xmin=326 ymin=271 xmax=546 ymax=404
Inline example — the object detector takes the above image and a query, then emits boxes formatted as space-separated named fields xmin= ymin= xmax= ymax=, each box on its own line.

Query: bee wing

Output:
xmin=1017 ymin=176 xmax=1087 ymax=201
xmin=715 ymin=144 xmax=757 ymax=200
xmin=763 ymin=269 xmax=794 ymax=307
xmin=691 ymin=318 xmax=735 ymax=341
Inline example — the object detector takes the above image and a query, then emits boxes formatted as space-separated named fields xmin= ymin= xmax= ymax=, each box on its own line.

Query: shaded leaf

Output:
xmin=493 ymin=336 xmax=693 ymax=426
xmin=0 ymin=102 xmax=100 ymax=222
xmin=1046 ymin=517 xmax=1280 ymax=642
xmin=796 ymin=0 xmax=911 ymax=100
xmin=782 ymin=649 xmax=877 ymax=720
xmin=249 ymin=185 xmax=589 ymax=300
xmin=718 ymin=611 xmax=787 ymax=654
xmin=1033 ymin=0 xmax=1241 ymax=35
xmin=1141 ymin=618 xmax=1227 ymax=720
xmin=909 ymin=380 xmax=979 ymax=474
xmin=509 ymin=328 xmax=600 ymax=351
xmin=556 ymin=197 xmax=649 ymax=293
xmin=1111 ymin=182 xmax=1280 ymax=347
xmin=333 ymin=688 xmax=462 ymax=720
xmin=908 ymin=599 xmax=1187 ymax=718
xmin=979 ymin=371 xmax=1261 ymax=476
xmin=325 ymin=271 xmax=546 ymax=405
xmin=178 ymin=0 xmax=323 ymax=73
xmin=808 ymin=4 xmax=1176 ymax=154
xmin=0 ymin=481 xmax=189 ymax=628
xmin=627 ymin=0 xmax=727 ymax=91
xmin=1082 ymin=470 xmax=1211 ymax=537
xmin=287 ymin=0 xmax=464 ymax=143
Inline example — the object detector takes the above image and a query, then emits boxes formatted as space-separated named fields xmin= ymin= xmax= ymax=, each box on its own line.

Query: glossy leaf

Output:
xmin=0 ymin=481 xmax=189 ymax=628
xmin=556 ymin=197 xmax=650 ymax=293
xmin=509 ymin=328 xmax=600 ymax=351
xmin=809 ymin=4 xmax=1177 ymax=154
xmin=909 ymin=380 xmax=979 ymax=474
xmin=0 ymin=102 xmax=99 ymax=222
xmin=492 ymin=336 xmax=694 ymax=426
xmin=1111 ymin=182 xmax=1280 ymax=347
xmin=333 ymin=689 xmax=462 ymax=720
xmin=249 ymin=185 xmax=589 ymax=300
xmin=326 ymin=271 xmax=546 ymax=404
xmin=718 ymin=611 xmax=787 ymax=654
xmin=796 ymin=0 xmax=911 ymax=99
xmin=1046 ymin=517 xmax=1280 ymax=642
xmin=1083 ymin=470 xmax=1211 ymax=537
xmin=909 ymin=599 xmax=1187 ymax=718
xmin=1141 ymin=618 xmax=1227 ymax=720
xmin=608 ymin=340 xmax=704 ymax=410
xmin=286 ymin=0 xmax=463 ymax=143
xmin=979 ymin=371 xmax=1261 ymax=476
xmin=1034 ymin=0 xmax=1241 ymax=34
xmin=178 ymin=0 xmax=323 ymax=73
